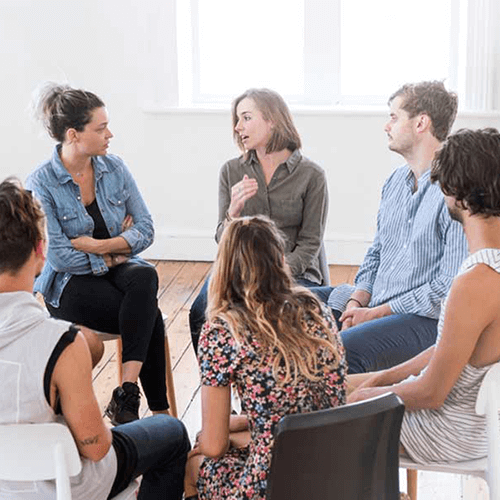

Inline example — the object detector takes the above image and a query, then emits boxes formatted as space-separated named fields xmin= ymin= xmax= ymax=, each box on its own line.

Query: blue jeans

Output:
xmin=307 ymin=285 xmax=334 ymax=304
xmin=337 ymin=313 xmax=438 ymax=374
xmin=110 ymin=414 xmax=190 ymax=500
xmin=189 ymin=278 xmax=330 ymax=353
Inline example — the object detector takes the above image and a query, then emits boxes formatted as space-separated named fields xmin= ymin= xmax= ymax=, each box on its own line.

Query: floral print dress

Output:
xmin=197 ymin=308 xmax=347 ymax=500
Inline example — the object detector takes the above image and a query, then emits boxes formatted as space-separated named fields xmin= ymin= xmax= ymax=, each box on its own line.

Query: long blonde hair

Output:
xmin=207 ymin=216 xmax=341 ymax=384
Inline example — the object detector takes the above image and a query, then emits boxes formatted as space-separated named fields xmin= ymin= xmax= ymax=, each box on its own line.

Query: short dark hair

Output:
xmin=0 ymin=178 xmax=45 ymax=274
xmin=389 ymin=81 xmax=458 ymax=142
xmin=231 ymin=88 xmax=302 ymax=156
xmin=32 ymin=82 xmax=104 ymax=143
xmin=431 ymin=128 xmax=500 ymax=216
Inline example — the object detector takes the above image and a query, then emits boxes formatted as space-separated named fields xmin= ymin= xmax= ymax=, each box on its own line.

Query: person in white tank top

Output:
xmin=347 ymin=127 xmax=500 ymax=465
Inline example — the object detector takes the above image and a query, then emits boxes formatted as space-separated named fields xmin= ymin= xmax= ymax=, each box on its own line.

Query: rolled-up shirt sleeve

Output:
xmin=118 ymin=162 xmax=154 ymax=254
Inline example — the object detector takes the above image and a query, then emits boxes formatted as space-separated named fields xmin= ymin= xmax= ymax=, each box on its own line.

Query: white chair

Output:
xmin=0 ymin=422 xmax=139 ymax=500
xmin=401 ymin=361 xmax=500 ymax=500
xmin=96 ymin=312 xmax=178 ymax=418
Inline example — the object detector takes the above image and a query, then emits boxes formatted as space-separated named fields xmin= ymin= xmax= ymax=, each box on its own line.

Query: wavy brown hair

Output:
xmin=207 ymin=215 xmax=341 ymax=384
xmin=0 ymin=177 xmax=45 ymax=274
xmin=231 ymin=88 xmax=302 ymax=158
xmin=389 ymin=81 xmax=458 ymax=142
xmin=431 ymin=128 xmax=500 ymax=216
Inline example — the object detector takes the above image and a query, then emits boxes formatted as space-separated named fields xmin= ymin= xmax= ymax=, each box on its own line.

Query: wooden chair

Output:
xmin=97 ymin=313 xmax=178 ymax=418
xmin=401 ymin=361 xmax=500 ymax=500
xmin=266 ymin=393 xmax=405 ymax=500
xmin=0 ymin=422 xmax=139 ymax=500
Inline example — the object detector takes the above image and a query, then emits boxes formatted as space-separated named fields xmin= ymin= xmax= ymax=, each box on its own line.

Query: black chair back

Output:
xmin=266 ymin=392 xmax=405 ymax=500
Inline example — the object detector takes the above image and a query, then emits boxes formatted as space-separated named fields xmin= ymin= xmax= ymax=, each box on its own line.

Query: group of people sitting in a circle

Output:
xmin=1 ymin=79 xmax=500 ymax=500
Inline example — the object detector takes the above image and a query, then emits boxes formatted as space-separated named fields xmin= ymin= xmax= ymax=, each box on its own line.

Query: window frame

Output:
xmin=175 ymin=0 xmax=500 ymax=111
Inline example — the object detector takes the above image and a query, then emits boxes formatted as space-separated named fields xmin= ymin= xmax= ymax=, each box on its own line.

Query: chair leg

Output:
xmin=116 ymin=338 xmax=123 ymax=383
xmin=165 ymin=334 xmax=178 ymax=418
xmin=114 ymin=326 xmax=178 ymax=419
xmin=407 ymin=469 xmax=417 ymax=500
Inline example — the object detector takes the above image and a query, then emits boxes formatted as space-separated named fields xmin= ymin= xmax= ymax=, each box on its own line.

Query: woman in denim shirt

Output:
xmin=26 ymin=83 xmax=169 ymax=424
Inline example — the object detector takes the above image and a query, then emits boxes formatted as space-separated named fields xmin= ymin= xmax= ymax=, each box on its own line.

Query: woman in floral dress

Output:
xmin=184 ymin=215 xmax=347 ymax=500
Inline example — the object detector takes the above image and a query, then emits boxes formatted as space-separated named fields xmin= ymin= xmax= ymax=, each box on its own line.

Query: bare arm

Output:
xmin=349 ymin=266 xmax=498 ymax=410
xmin=198 ymin=385 xmax=231 ymax=458
xmin=70 ymin=235 xmax=131 ymax=255
xmin=52 ymin=331 xmax=112 ymax=461
xmin=229 ymin=414 xmax=249 ymax=432
xmin=348 ymin=345 xmax=435 ymax=401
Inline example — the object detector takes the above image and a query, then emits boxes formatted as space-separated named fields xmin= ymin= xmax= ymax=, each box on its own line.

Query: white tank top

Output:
xmin=0 ymin=292 xmax=117 ymax=499
xmin=400 ymin=248 xmax=500 ymax=463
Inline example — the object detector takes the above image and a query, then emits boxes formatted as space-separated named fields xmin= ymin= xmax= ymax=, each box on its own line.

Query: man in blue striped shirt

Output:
xmin=328 ymin=81 xmax=468 ymax=374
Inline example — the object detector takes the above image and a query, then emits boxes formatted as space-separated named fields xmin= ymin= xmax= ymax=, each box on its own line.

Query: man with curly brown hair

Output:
xmin=349 ymin=127 xmax=500 ymax=466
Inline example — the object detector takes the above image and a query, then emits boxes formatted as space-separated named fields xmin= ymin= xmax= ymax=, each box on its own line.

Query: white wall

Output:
xmin=2 ymin=0 xmax=500 ymax=264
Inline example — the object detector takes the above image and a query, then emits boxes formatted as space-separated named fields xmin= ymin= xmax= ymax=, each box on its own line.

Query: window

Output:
xmin=176 ymin=0 xmax=500 ymax=110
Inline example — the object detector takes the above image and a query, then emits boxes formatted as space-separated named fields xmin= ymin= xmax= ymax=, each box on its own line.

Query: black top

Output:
xmin=85 ymin=198 xmax=111 ymax=240
xmin=43 ymin=325 xmax=78 ymax=413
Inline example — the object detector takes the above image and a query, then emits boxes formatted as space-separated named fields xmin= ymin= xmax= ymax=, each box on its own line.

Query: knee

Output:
xmin=128 ymin=265 xmax=159 ymax=294
xmin=341 ymin=328 xmax=369 ymax=374
xmin=189 ymin=288 xmax=207 ymax=325
xmin=80 ymin=326 xmax=105 ymax=367
xmin=191 ymin=330 xmax=200 ymax=355
xmin=189 ymin=302 xmax=202 ymax=324
xmin=155 ymin=415 xmax=191 ymax=456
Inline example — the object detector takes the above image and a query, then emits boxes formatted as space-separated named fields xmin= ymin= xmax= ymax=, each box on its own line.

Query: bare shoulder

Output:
xmin=453 ymin=263 xmax=500 ymax=300
xmin=53 ymin=330 xmax=92 ymax=381
xmin=446 ymin=263 xmax=500 ymax=328
xmin=457 ymin=263 xmax=500 ymax=366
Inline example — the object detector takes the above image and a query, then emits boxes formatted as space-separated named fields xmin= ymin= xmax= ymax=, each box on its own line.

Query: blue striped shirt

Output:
xmin=328 ymin=165 xmax=468 ymax=319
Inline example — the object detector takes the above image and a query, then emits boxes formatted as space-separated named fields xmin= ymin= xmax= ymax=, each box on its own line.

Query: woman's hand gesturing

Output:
xmin=227 ymin=175 xmax=258 ymax=219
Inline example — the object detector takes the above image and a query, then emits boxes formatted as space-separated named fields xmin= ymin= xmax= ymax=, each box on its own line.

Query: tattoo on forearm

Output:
xmin=79 ymin=435 xmax=99 ymax=446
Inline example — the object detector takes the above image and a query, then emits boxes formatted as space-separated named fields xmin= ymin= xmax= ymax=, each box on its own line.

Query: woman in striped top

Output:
xmin=347 ymin=128 xmax=500 ymax=464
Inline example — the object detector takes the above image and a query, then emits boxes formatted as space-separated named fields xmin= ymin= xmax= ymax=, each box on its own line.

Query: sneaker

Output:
xmin=105 ymin=382 xmax=140 ymax=425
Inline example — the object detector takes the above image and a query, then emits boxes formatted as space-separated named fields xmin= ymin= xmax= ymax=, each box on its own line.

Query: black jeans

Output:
xmin=47 ymin=262 xmax=168 ymax=411
xmin=110 ymin=414 xmax=190 ymax=500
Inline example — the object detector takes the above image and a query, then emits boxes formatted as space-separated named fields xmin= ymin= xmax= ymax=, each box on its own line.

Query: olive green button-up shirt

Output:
xmin=216 ymin=149 xmax=328 ymax=284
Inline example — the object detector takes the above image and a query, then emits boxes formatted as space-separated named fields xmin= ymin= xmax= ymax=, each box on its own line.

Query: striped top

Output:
xmin=328 ymin=166 xmax=467 ymax=318
xmin=400 ymin=248 xmax=500 ymax=463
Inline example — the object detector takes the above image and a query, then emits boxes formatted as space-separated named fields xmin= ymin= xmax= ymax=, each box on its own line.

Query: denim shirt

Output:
xmin=26 ymin=145 xmax=154 ymax=307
